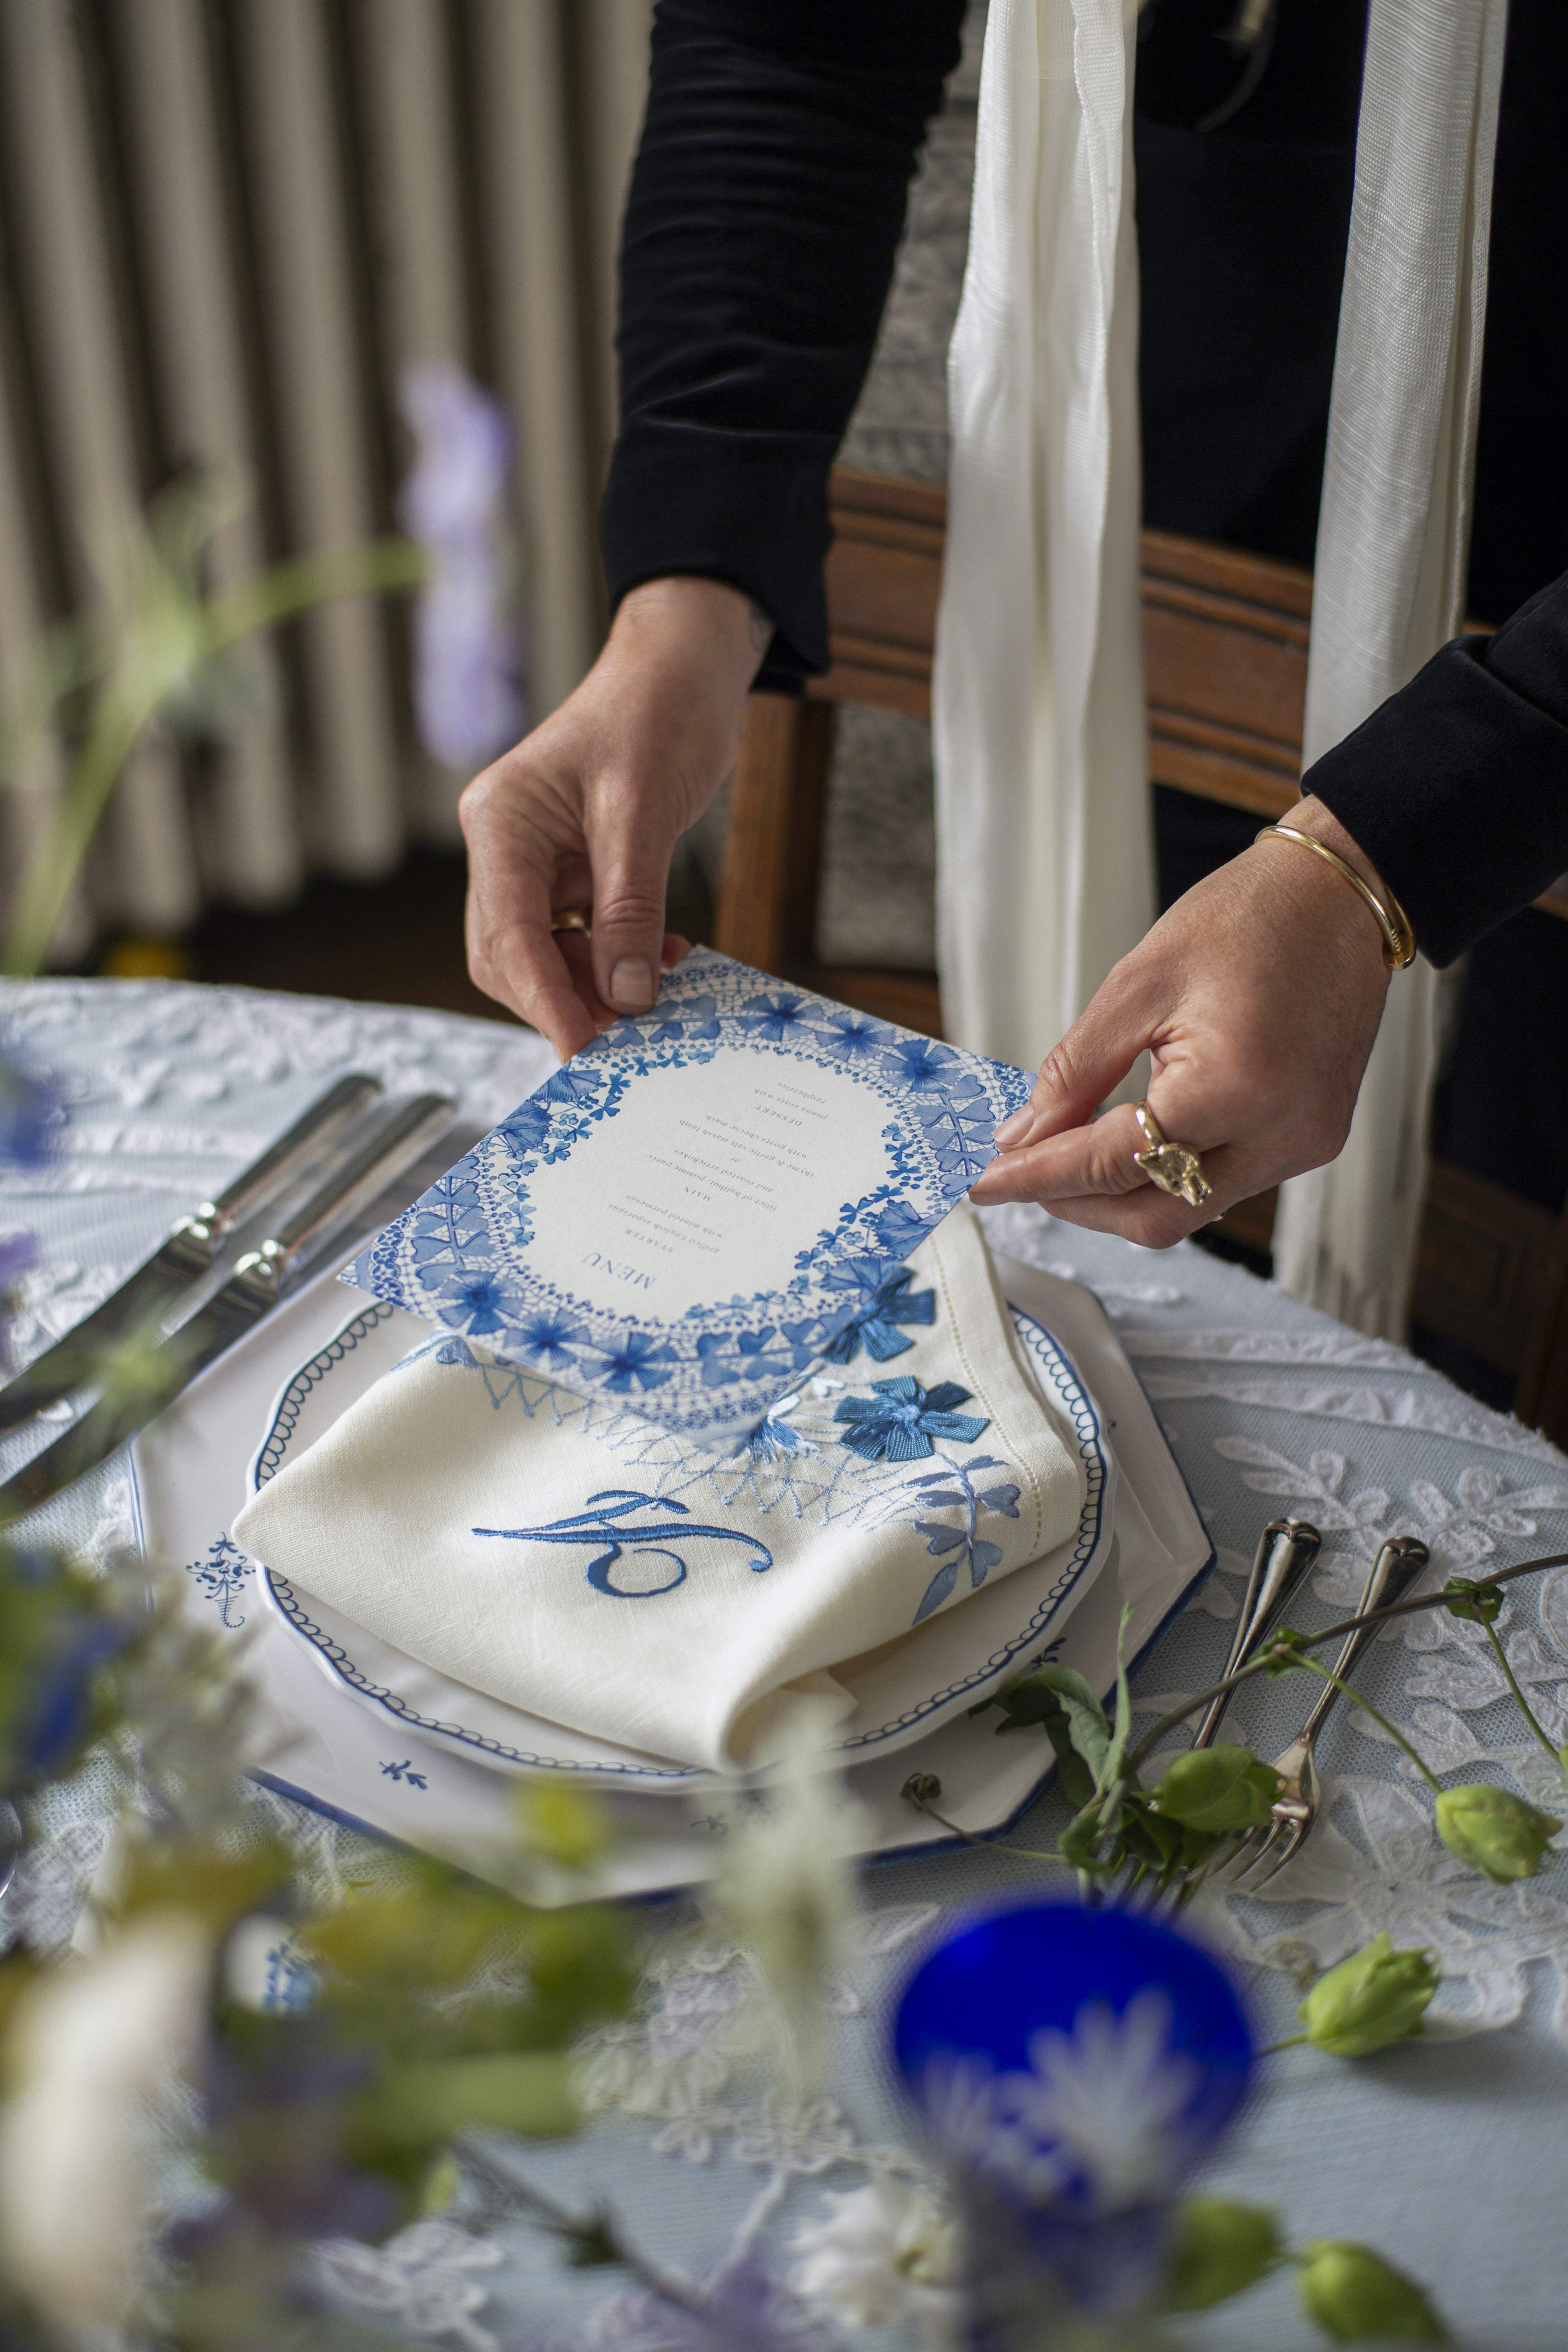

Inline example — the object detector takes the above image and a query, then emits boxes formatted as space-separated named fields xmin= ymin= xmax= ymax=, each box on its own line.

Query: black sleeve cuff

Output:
xmin=1305 ymin=572 xmax=1568 ymax=966
xmin=602 ymin=420 xmax=834 ymax=690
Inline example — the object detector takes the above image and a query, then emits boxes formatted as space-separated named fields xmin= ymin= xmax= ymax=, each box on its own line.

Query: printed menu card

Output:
xmin=343 ymin=949 xmax=1032 ymax=1437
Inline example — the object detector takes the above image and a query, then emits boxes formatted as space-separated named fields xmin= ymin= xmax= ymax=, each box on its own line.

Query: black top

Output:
xmin=602 ymin=0 xmax=1568 ymax=969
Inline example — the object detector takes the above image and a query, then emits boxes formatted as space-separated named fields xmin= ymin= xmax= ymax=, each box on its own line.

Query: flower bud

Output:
xmin=1296 ymin=1933 xmax=1439 ymax=2058
xmin=1435 ymin=1784 xmax=1560 ymax=1884
xmin=1442 ymin=1575 xmax=1501 ymax=1625
xmin=1162 ymin=2195 xmax=1280 ymax=2312
xmin=1296 ymin=2240 xmax=1447 ymax=2343
xmin=1152 ymin=1744 xmax=1279 ymax=1833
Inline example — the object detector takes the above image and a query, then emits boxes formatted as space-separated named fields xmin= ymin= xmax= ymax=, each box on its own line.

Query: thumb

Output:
xmin=586 ymin=801 xmax=677 ymax=1017
xmin=993 ymin=967 xmax=1160 ymax=1152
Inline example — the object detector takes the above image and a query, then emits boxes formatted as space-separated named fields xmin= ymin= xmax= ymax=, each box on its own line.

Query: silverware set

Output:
xmin=0 ymin=1072 xmax=458 ymax=1898
xmin=0 ymin=1074 xmax=457 ymax=1523
xmin=1102 ymin=1519 xmax=1430 ymax=1909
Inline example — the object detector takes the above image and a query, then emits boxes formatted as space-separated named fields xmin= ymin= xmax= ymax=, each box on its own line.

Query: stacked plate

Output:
xmin=131 ymin=1250 xmax=1212 ymax=1902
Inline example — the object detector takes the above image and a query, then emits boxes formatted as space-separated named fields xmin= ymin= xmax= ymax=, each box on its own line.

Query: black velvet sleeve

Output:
xmin=601 ymin=0 xmax=964 ymax=692
xmin=1305 ymin=572 xmax=1568 ymax=966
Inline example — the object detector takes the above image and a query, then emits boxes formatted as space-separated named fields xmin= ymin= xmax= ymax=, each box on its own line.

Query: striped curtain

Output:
xmin=0 ymin=0 xmax=650 ymax=957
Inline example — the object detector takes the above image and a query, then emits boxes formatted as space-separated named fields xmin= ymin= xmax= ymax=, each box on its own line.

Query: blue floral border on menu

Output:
xmin=343 ymin=948 xmax=1033 ymax=1437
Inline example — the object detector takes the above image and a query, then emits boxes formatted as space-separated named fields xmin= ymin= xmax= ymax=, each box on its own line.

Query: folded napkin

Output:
xmin=232 ymin=1209 xmax=1087 ymax=1769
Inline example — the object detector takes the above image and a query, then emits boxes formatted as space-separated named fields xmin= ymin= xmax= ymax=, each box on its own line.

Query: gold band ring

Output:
xmin=550 ymin=908 xmax=591 ymax=937
xmin=1132 ymin=1100 xmax=1212 ymax=1209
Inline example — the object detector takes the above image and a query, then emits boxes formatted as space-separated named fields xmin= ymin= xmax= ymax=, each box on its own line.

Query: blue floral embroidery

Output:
xmin=185 ymin=1534 xmax=253 ymax=1628
xmin=380 ymin=1758 xmax=428 ymax=1788
xmin=834 ymin=1375 xmax=990 ymax=1464
xmin=473 ymin=1489 xmax=772 ymax=1598
xmin=905 ymin=1454 xmax=1021 ymax=1622
xmin=819 ymin=1262 xmax=935 ymax=1365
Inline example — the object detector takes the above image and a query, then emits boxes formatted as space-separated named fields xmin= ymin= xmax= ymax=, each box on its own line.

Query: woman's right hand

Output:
xmin=459 ymin=574 xmax=769 ymax=1057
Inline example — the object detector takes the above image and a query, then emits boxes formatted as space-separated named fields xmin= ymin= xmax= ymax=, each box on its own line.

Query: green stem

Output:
xmin=903 ymin=1788 xmax=1068 ymax=1866
xmin=1119 ymin=1552 xmax=1568 ymax=1782
xmin=1481 ymin=1620 xmax=1561 ymax=1763
xmin=1261 ymin=2034 xmax=1309 ymax=2055
xmin=1 ymin=536 xmax=429 ymax=978
xmin=1289 ymin=1654 xmax=1443 ymax=1792
xmin=2 ymin=686 xmax=160 ymax=976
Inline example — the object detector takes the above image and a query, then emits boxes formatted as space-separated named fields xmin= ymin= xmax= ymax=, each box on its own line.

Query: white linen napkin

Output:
xmin=232 ymin=1209 xmax=1087 ymax=1769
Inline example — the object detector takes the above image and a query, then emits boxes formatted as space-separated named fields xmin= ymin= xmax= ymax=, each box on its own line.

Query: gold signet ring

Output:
xmin=550 ymin=907 xmax=592 ymax=936
xmin=1132 ymin=1100 xmax=1212 ymax=1209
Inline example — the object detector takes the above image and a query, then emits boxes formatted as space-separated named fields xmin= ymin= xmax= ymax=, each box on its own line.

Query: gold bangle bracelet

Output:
xmin=1254 ymin=824 xmax=1417 ymax=970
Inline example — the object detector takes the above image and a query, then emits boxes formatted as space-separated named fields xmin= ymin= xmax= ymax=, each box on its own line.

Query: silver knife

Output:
xmin=0 ymin=1071 xmax=383 ymax=1435
xmin=0 ymin=1090 xmax=455 ymax=1520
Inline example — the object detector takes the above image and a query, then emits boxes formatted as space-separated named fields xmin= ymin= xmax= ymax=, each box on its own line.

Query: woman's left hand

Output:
xmin=967 ymin=800 xmax=1395 ymax=1246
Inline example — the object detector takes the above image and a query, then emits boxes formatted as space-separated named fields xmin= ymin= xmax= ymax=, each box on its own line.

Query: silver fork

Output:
xmin=1212 ymin=1533 xmax=1431 ymax=1893
xmin=1098 ymin=1519 xmax=1321 ymax=1909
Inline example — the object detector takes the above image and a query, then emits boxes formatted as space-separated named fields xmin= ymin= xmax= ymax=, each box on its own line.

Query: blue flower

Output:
xmin=745 ymin=1411 xmax=814 ymax=1463
xmin=0 ymin=1054 xmax=59 ymax=1167
xmin=423 ymin=1266 xmax=523 ymax=1336
xmin=397 ymin=362 xmax=523 ymax=766
xmin=873 ymin=1200 xmax=930 ymax=1259
xmin=596 ymin=1331 xmax=677 ymax=1393
xmin=540 ymin=1063 xmax=602 ymax=1108
xmin=894 ymin=1902 xmax=1254 ymax=2316
xmin=880 ymin=1036 xmax=962 ymax=1094
xmin=820 ymin=1263 xmax=936 ymax=1365
xmin=834 ymin=1375 xmax=989 ymax=1462
xmin=817 ymin=1008 xmax=888 ymax=1062
xmin=743 ymin=993 xmax=813 ymax=1044
xmin=516 ymin=1310 xmax=584 ymax=1369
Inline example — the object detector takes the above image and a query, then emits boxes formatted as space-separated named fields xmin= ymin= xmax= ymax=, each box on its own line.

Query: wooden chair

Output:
xmin=713 ymin=464 xmax=1568 ymax=1443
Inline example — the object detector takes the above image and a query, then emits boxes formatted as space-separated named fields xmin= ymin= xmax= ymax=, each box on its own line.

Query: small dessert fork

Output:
xmin=1213 ymin=1533 xmax=1431 ymax=1892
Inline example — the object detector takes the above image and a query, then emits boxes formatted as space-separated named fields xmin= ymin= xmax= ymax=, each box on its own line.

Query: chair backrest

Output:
xmin=711 ymin=462 xmax=1568 ymax=1442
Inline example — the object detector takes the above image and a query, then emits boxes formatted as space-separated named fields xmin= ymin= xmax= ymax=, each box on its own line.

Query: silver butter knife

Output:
xmin=0 ymin=1089 xmax=455 ymax=1520
xmin=0 ymin=1070 xmax=383 ymax=1435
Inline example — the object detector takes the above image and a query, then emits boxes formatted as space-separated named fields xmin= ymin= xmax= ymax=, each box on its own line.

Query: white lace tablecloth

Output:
xmin=4 ymin=979 xmax=1568 ymax=2351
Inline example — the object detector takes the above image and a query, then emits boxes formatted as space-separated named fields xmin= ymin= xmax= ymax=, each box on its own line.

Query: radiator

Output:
xmin=0 ymin=0 xmax=650 ymax=954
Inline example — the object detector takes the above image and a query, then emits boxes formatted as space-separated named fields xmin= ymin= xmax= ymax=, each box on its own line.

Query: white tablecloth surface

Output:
xmin=3 ymin=978 xmax=1567 ymax=2352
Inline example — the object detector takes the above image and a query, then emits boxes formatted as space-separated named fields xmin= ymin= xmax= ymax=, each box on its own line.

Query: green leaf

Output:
xmin=1441 ymin=1575 xmax=1502 ymax=1626
xmin=1296 ymin=2241 xmax=1448 ymax=2342
xmin=1163 ymin=2196 xmax=1281 ymax=2311
xmin=348 ymin=2051 xmax=578 ymax=2162
xmin=993 ymin=1663 xmax=1111 ymax=1784
xmin=1097 ymin=1601 xmax=1136 ymax=1795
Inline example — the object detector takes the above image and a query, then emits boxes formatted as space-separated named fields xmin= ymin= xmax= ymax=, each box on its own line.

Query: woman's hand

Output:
xmin=968 ymin=800 xmax=1395 ymax=1245
xmin=459 ymin=575 xmax=768 ymax=1056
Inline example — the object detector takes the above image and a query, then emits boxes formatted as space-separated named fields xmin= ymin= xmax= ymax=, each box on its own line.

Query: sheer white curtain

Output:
xmin=1272 ymin=0 xmax=1509 ymax=1337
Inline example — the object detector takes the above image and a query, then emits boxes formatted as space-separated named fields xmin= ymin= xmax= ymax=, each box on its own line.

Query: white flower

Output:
xmin=708 ymin=1708 xmax=873 ymax=2080
xmin=0 ymin=1909 xmax=212 ymax=2330
xmin=1002 ymin=1991 xmax=1200 ymax=2214
xmin=791 ymin=2177 xmax=963 ymax=2340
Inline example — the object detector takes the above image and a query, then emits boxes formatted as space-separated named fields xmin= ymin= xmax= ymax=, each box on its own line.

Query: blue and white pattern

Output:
xmin=343 ymin=951 xmax=1031 ymax=1439
xmin=184 ymin=1533 xmax=254 ymax=1628
xmin=472 ymin=1490 xmax=773 ymax=1599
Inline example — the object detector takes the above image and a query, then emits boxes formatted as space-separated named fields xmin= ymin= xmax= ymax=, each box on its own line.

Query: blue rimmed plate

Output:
xmin=249 ymin=1298 xmax=1114 ymax=1788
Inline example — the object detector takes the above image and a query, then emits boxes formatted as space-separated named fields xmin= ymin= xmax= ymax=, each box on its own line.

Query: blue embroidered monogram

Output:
xmin=473 ymin=1488 xmax=774 ymax=1598
xmin=341 ymin=950 xmax=1031 ymax=1439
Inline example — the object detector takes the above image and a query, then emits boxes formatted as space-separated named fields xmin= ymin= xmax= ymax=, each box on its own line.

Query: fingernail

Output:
xmin=993 ymin=1107 xmax=1034 ymax=1149
xmin=609 ymin=958 xmax=654 ymax=1011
